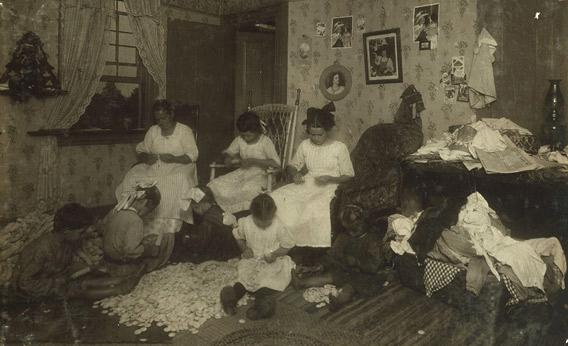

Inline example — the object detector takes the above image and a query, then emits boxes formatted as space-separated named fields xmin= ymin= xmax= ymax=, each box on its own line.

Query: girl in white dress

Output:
xmin=270 ymin=107 xmax=355 ymax=248
xmin=220 ymin=194 xmax=295 ymax=320
xmin=208 ymin=111 xmax=281 ymax=214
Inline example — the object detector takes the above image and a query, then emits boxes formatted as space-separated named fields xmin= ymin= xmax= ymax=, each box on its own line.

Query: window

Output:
xmin=73 ymin=0 xmax=154 ymax=131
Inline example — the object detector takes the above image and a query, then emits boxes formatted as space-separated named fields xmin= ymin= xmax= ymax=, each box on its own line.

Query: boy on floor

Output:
xmin=12 ymin=203 xmax=95 ymax=300
xmin=180 ymin=186 xmax=241 ymax=263
xmin=292 ymin=204 xmax=387 ymax=311
xmin=220 ymin=194 xmax=295 ymax=320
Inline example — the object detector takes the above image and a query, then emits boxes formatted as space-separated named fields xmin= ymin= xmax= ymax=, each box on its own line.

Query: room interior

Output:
xmin=0 ymin=0 xmax=568 ymax=344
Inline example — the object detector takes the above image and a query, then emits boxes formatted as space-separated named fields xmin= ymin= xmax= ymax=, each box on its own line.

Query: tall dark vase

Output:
xmin=543 ymin=79 xmax=566 ymax=151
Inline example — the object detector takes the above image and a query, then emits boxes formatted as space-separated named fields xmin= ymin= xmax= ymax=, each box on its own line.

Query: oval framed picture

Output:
xmin=319 ymin=63 xmax=352 ymax=101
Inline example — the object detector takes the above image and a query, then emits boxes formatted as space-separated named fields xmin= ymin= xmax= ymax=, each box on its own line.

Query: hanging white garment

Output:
xmin=469 ymin=28 xmax=497 ymax=109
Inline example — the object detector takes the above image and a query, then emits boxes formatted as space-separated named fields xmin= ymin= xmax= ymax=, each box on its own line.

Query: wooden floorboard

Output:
xmin=8 ymin=280 xmax=560 ymax=345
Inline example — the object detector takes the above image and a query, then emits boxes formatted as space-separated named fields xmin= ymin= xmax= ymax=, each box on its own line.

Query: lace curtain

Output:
xmin=37 ymin=0 xmax=114 ymax=203
xmin=124 ymin=0 xmax=167 ymax=98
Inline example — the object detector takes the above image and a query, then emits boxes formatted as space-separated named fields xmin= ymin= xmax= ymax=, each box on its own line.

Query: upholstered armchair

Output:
xmin=332 ymin=85 xmax=425 ymax=234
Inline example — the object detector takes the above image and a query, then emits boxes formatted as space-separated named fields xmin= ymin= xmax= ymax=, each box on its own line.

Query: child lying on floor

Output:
xmin=220 ymin=193 xmax=295 ymax=320
xmin=292 ymin=204 xmax=388 ymax=311
xmin=180 ymin=187 xmax=241 ymax=263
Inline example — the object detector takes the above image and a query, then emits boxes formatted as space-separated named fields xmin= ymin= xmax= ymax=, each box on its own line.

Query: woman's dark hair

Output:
xmin=302 ymin=107 xmax=335 ymax=131
xmin=236 ymin=111 xmax=263 ymax=134
xmin=137 ymin=185 xmax=161 ymax=211
xmin=152 ymin=99 xmax=174 ymax=115
xmin=53 ymin=203 xmax=94 ymax=233
xmin=327 ymin=72 xmax=345 ymax=88
xmin=250 ymin=194 xmax=277 ymax=221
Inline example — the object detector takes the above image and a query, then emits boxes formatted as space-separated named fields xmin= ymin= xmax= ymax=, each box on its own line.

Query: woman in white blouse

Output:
xmin=115 ymin=100 xmax=198 ymax=259
xmin=270 ymin=108 xmax=354 ymax=248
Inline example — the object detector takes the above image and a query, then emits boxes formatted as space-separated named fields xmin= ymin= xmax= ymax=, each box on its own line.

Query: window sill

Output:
xmin=27 ymin=128 xmax=146 ymax=147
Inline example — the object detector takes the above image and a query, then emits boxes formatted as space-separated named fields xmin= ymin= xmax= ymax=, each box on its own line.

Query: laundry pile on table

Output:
xmin=411 ymin=118 xmax=541 ymax=173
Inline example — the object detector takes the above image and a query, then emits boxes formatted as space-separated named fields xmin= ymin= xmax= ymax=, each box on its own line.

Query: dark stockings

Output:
xmin=220 ymin=283 xmax=277 ymax=320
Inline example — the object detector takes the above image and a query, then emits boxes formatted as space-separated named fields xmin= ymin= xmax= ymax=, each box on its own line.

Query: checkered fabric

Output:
xmin=422 ymin=258 xmax=549 ymax=306
xmin=501 ymin=274 xmax=548 ymax=306
xmin=423 ymin=258 xmax=464 ymax=297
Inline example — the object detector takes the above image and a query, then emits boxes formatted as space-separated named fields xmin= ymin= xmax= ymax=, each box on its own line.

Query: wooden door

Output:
xmin=234 ymin=32 xmax=275 ymax=117
xmin=167 ymin=19 xmax=235 ymax=183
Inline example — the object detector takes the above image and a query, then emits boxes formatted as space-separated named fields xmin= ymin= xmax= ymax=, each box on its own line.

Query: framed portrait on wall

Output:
xmin=319 ymin=63 xmax=352 ymax=101
xmin=363 ymin=28 xmax=403 ymax=84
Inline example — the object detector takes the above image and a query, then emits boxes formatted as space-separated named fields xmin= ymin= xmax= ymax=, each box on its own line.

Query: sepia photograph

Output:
xmin=0 ymin=0 xmax=566 ymax=345
xmin=331 ymin=16 xmax=353 ymax=48
xmin=413 ymin=3 xmax=439 ymax=50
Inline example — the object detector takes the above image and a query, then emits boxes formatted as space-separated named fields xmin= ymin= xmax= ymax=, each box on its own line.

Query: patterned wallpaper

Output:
xmin=287 ymin=0 xmax=478 ymax=150
xmin=0 ymin=96 xmax=138 ymax=219
xmin=59 ymin=144 xmax=137 ymax=208
xmin=0 ymin=0 xmax=137 ymax=219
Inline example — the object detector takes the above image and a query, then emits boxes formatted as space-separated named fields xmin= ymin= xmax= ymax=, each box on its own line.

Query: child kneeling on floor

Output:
xmin=220 ymin=193 xmax=295 ymax=320
xmin=292 ymin=204 xmax=388 ymax=311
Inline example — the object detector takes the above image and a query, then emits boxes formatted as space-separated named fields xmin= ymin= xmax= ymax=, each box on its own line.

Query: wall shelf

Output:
xmin=27 ymin=128 xmax=145 ymax=146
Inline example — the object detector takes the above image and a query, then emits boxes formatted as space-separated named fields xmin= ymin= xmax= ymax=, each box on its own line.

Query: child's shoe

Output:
xmin=246 ymin=295 xmax=276 ymax=320
xmin=220 ymin=286 xmax=238 ymax=315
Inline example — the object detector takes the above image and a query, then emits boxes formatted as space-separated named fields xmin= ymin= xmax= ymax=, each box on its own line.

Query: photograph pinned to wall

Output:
xmin=331 ymin=16 xmax=353 ymax=48
xmin=356 ymin=16 xmax=366 ymax=33
xmin=319 ymin=63 xmax=352 ymax=101
xmin=363 ymin=28 xmax=403 ymax=84
xmin=457 ymin=83 xmax=469 ymax=102
xmin=451 ymin=56 xmax=466 ymax=84
xmin=315 ymin=21 xmax=326 ymax=37
xmin=444 ymin=85 xmax=457 ymax=104
xmin=413 ymin=3 xmax=439 ymax=50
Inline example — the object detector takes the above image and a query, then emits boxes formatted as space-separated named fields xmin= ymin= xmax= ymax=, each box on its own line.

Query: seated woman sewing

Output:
xmin=115 ymin=99 xmax=198 ymax=241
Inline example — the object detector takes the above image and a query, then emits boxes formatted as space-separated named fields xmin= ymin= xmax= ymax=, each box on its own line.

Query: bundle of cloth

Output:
xmin=413 ymin=118 xmax=533 ymax=161
xmin=386 ymin=192 xmax=566 ymax=306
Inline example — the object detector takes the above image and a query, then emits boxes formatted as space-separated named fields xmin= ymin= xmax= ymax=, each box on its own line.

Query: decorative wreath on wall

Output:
xmin=0 ymin=31 xmax=63 ymax=102
xmin=319 ymin=63 xmax=352 ymax=102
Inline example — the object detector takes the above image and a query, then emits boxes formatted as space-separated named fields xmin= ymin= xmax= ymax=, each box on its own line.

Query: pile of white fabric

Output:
xmin=456 ymin=192 xmax=566 ymax=290
xmin=414 ymin=118 xmax=519 ymax=160
xmin=388 ymin=213 xmax=421 ymax=256
xmin=94 ymin=260 xmax=249 ymax=337
xmin=538 ymin=145 xmax=568 ymax=165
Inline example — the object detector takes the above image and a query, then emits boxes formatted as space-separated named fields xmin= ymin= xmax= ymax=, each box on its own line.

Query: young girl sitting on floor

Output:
xmin=220 ymin=194 xmax=295 ymax=320
xmin=208 ymin=111 xmax=281 ymax=214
